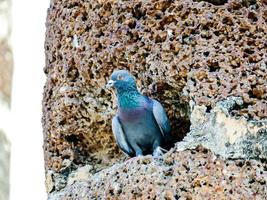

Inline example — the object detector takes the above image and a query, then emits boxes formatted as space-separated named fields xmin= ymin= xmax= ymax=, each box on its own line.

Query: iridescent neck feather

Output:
xmin=117 ymin=87 xmax=142 ymax=109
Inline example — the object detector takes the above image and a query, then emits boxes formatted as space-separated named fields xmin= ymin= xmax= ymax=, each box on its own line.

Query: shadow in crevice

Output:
xmin=193 ymin=0 xmax=228 ymax=5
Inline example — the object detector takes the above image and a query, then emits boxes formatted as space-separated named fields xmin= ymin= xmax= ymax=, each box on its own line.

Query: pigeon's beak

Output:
xmin=106 ymin=80 xmax=115 ymax=88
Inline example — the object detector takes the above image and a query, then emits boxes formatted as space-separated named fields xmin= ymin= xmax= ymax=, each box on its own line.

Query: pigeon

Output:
xmin=106 ymin=70 xmax=172 ymax=157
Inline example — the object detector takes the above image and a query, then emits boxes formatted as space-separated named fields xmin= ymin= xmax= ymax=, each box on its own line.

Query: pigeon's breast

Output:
xmin=118 ymin=98 xmax=152 ymax=122
xmin=118 ymin=107 xmax=147 ymax=123
xmin=118 ymin=102 xmax=163 ymax=153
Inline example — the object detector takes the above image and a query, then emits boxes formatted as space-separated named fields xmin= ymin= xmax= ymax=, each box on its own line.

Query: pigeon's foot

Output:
xmin=159 ymin=147 xmax=168 ymax=153
xmin=135 ymin=151 xmax=143 ymax=157
xmin=153 ymin=146 xmax=167 ymax=157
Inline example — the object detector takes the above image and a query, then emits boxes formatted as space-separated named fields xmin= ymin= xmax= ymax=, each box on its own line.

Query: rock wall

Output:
xmin=178 ymin=97 xmax=267 ymax=160
xmin=43 ymin=0 xmax=267 ymax=195
xmin=49 ymin=147 xmax=267 ymax=199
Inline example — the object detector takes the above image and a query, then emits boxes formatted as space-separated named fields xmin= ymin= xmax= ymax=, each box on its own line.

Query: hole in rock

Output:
xmin=132 ymin=3 xmax=145 ymax=19
xmin=193 ymin=0 xmax=228 ymax=5
xmin=65 ymin=134 xmax=81 ymax=145
xmin=242 ymin=0 xmax=257 ymax=7
xmin=206 ymin=105 xmax=212 ymax=113
xmin=248 ymin=12 xmax=258 ymax=22
xmin=203 ymin=51 xmax=210 ymax=57
xmin=208 ymin=61 xmax=220 ymax=72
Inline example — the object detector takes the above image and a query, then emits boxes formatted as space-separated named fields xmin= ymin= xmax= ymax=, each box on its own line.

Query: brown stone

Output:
xmin=48 ymin=147 xmax=267 ymax=199
xmin=43 ymin=0 xmax=267 ymax=193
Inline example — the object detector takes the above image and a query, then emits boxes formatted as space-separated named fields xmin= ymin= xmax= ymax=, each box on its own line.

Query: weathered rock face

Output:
xmin=48 ymin=147 xmax=267 ymax=199
xmin=43 ymin=0 xmax=267 ymax=195
xmin=178 ymin=97 xmax=267 ymax=160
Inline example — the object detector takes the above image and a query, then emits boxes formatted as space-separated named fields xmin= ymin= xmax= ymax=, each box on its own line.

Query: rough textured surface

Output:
xmin=43 ymin=0 xmax=267 ymax=194
xmin=48 ymin=146 xmax=267 ymax=199
xmin=178 ymin=97 xmax=267 ymax=160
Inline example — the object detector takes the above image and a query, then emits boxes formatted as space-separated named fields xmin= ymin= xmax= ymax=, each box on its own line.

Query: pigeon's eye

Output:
xmin=117 ymin=75 xmax=124 ymax=80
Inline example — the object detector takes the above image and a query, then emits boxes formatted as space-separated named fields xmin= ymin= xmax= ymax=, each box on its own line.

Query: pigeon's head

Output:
xmin=106 ymin=70 xmax=137 ymax=91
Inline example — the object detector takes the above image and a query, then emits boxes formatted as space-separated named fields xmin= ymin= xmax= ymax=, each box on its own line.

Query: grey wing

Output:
xmin=152 ymin=99 xmax=172 ymax=141
xmin=112 ymin=115 xmax=134 ymax=156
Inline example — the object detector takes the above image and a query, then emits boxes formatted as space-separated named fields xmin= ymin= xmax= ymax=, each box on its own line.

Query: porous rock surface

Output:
xmin=43 ymin=0 xmax=267 ymax=194
xmin=48 ymin=147 xmax=267 ymax=199
xmin=178 ymin=97 xmax=267 ymax=160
